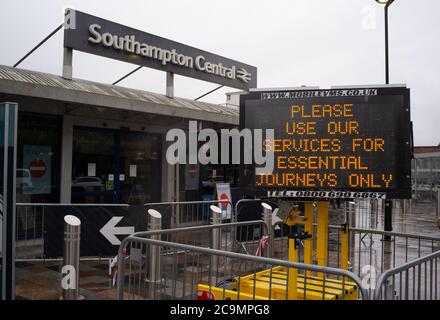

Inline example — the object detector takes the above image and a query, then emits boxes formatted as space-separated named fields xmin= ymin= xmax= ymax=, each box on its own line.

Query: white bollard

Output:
xmin=62 ymin=215 xmax=81 ymax=300
xmin=210 ymin=205 xmax=222 ymax=284
xmin=147 ymin=209 xmax=162 ymax=299
xmin=261 ymin=202 xmax=273 ymax=258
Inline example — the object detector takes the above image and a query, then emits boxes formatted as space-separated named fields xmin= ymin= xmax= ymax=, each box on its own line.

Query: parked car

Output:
xmin=202 ymin=176 xmax=231 ymax=188
xmin=16 ymin=168 xmax=33 ymax=189
xmin=72 ymin=176 xmax=104 ymax=192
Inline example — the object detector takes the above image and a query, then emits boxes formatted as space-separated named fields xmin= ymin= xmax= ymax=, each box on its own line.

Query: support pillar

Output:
xmin=316 ymin=201 xmax=329 ymax=275
xmin=62 ymin=47 xmax=73 ymax=80
xmin=384 ymin=199 xmax=393 ymax=241
xmin=287 ymin=237 xmax=298 ymax=300
xmin=340 ymin=223 xmax=349 ymax=270
xmin=303 ymin=202 xmax=314 ymax=276
xmin=166 ymin=72 xmax=174 ymax=98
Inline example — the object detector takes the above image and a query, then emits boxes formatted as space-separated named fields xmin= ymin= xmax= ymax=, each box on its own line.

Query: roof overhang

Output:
xmin=0 ymin=65 xmax=239 ymax=125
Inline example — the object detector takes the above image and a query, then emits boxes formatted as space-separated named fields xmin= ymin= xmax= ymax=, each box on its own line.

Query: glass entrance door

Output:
xmin=71 ymin=128 xmax=115 ymax=203
xmin=119 ymin=132 xmax=161 ymax=205
xmin=71 ymin=127 xmax=162 ymax=204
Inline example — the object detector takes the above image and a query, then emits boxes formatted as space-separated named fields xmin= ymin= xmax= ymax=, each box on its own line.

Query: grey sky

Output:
xmin=0 ymin=0 xmax=439 ymax=145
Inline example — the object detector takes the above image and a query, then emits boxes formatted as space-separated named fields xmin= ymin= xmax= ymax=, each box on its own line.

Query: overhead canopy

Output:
xmin=0 ymin=65 xmax=239 ymax=125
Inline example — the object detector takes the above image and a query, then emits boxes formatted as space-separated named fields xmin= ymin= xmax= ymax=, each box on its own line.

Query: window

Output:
xmin=16 ymin=112 xmax=61 ymax=203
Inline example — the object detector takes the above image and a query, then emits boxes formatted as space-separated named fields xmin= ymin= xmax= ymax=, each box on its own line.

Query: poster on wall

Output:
xmin=22 ymin=145 xmax=52 ymax=194
xmin=185 ymin=164 xmax=199 ymax=191
xmin=215 ymin=182 xmax=232 ymax=220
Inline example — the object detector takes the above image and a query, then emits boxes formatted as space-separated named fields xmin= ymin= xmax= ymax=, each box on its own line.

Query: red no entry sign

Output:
xmin=28 ymin=159 xmax=46 ymax=178
xmin=220 ymin=193 xmax=229 ymax=207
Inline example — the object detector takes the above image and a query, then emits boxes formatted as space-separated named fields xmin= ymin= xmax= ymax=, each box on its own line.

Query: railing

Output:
xmin=144 ymin=200 xmax=233 ymax=229
xmin=15 ymin=199 xmax=440 ymax=300
xmin=373 ymin=250 xmax=440 ymax=300
xmin=116 ymin=222 xmax=368 ymax=300
xmin=267 ymin=220 xmax=440 ymax=297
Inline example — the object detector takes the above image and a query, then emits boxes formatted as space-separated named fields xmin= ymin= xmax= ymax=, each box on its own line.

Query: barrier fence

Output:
xmin=144 ymin=200 xmax=233 ymax=228
xmin=15 ymin=203 xmax=133 ymax=259
xmin=14 ymin=199 xmax=440 ymax=300
xmin=373 ymin=250 xmax=440 ymax=300
xmin=116 ymin=222 xmax=368 ymax=300
xmin=16 ymin=200 xmax=232 ymax=260
xmin=268 ymin=222 xmax=440 ymax=296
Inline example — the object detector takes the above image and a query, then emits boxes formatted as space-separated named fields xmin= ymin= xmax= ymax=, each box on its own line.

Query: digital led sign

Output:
xmin=240 ymin=87 xmax=412 ymax=199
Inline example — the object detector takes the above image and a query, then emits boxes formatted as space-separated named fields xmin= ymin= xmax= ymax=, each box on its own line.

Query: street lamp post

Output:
xmin=377 ymin=0 xmax=395 ymax=84
xmin=376 ymin=0 xmax=396 ymax=240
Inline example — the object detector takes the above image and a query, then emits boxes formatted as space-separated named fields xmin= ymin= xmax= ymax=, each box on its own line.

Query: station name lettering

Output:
xmin=87 ymin=24 xmax=251 ymax=83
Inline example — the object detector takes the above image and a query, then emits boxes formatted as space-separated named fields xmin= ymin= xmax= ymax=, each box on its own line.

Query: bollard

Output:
xmin=147 ymin=209 xmax=162 ymax=299
xmin=210 ymin=205 xmax=222 ymax=284
xmin=261 ymin=202 xmax=274 ymax=258
xmin=62 ymin=215 xmax=81 ymax=300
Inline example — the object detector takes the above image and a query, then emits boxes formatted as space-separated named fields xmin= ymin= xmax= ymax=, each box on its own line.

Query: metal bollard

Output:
xmin=147 ymin=209 xmax=162 ymax=299
xmin=261 ymin=202 xmax=273 ymax=258
xmin=210 ymin=205 xmax=222 ymax=284
xmin=62 ymin=215 xmax=81 ymax=300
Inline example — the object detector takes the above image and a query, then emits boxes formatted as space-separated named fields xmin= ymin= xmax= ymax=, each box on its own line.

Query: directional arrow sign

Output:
xmin=100 ymin=216 xmax=135 ymax=245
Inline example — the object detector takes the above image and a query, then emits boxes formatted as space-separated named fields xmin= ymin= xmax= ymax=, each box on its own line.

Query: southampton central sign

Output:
xmin=64 ymin=9 xmax=257 ymax=90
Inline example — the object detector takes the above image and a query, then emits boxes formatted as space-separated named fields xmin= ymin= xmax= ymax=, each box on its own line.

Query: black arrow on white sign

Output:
xmin=99 ymin=216 xmax=135 ymax=245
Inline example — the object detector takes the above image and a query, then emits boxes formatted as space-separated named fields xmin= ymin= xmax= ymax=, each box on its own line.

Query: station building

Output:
xmin=412 ymin=146 xmax=440 ymax=201
xmin=0 ymin=64 xmax=240 ymax=205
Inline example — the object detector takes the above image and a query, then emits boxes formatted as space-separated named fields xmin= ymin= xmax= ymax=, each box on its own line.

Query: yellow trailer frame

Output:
xmin=197 ymin=201 xmax=355 ymax=300
xmin=197 ymin=266 xmax=358 ymax=300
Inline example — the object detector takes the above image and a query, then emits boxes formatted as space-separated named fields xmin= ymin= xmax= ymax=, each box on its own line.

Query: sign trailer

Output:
xmin=240 ymin=87 xmax=412 ymax=199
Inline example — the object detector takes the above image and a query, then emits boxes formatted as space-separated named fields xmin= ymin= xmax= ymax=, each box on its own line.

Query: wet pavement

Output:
xmin=15 ymin=259 xmax=116 ymax=300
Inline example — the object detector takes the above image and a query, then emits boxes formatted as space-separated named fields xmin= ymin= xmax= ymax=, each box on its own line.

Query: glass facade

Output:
xmin=176 ymin=131 xmax=239 ymax=202
xmin=15 ymin=114 xmax=238 ymax=205
xmin=412 ymin=156 xmax=440 ymax=201
xmin=71 ymin=127 xmax=162 ymax=204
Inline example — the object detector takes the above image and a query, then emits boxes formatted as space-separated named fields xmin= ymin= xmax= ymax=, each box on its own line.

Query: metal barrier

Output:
xmin=144 ymin=200 xmax=233 ymax=229
xmin=15 ymin=203 xmax=130 ymax=259
xmin=15 ymin=199 xmax=440 ymax=300
xmin=352 ymin=199 xmax=381 ymax=230
xmin=326 ymin=225 xmax=440 ymax=298
xmin=373 ymin=250 xmax=440 ymax=300
xmin=266 ymin=219 xmax=440 ymax=298
xmin=14 ymin=203 xmax=135 ymax=299
xmin=116 ymin=221 xmax=368 ymax=300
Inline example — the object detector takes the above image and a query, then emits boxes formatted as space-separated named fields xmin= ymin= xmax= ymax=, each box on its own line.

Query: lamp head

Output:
xmin=375 ymin=0 xmax=394 ymax=4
